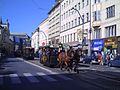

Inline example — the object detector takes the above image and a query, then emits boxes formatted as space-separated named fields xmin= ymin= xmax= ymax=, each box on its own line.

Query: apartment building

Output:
xmin=48 ymin=1 xmax=61 ymax=47
xmin=60 ymin=0 xmax=91 ymax=54
xmin=91 ymin=0 xmax=120 ymax=56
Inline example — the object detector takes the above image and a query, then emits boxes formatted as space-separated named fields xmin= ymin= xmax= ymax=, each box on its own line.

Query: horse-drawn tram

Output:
xmin=40 ymin=46 xmax=59 ymax=67
xmin=23 ymin=47 xmax=34 ymax=60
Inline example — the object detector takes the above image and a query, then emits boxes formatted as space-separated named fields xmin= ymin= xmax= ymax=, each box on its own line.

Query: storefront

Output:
xmin=117 ymin=36 xmax=120 ymax=55
xmin=104 ymin=37 xmax=117 ymax=57
xmin=92 ymin=39 xmax=104 ymax=52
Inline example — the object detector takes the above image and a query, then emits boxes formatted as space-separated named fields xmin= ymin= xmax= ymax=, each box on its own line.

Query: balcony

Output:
xmin=92 ymin=20 xmax=101 ymax=27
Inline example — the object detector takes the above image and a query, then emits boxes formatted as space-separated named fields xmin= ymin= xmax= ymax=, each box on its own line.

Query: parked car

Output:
xmin=82 ymin=56 xmax=95 ymax=64
xmin=108 ymin=56 xmax=120 ymax=67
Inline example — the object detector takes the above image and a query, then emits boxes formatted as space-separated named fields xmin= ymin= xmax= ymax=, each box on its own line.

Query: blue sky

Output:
xmin=0 ymin=0 xmax=55 ymax=36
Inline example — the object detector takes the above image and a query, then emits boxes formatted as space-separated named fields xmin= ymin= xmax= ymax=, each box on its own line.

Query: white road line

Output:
xmin=57 ymin=74 xmax=73 ymax=80
xmin=23 ymin=73 xmax=40 ymax=83
xmin=22 ymin=59 xmax=58 ymax=74
xmin=0 ymin=75 xmax=3 ymax=85
xmin=37 ymin=72 xmax=57 ymax=82
xmin=9 ymin=74 xmax=21 ymax=84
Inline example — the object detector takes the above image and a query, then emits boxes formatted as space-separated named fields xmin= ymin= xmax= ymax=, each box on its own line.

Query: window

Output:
xmin=63 ymin=36 xmax=64 ymax=43
xmin=66 ymin=23 xmax=68 ymax=29
xmin=78 ymin=17 xmax=80 ymax=25
xmin=74 ymin=33 xmax=76 ymax=41
xmin=94 ymin=28 xmax=101 ymax=39
xmin=66 ymin=11 xmax=68 ymax=18
xmin=75 ymin=19 xmax=77 ymax=26
xmin=65 ymin=35 xmax=67 ymax=43
xmin=62 ymin=5 xmax=63 ymax=10
xmin=106 ymin=5 xmax=115 ymax=18
xmin=105 ymin=25 xmax=116 ymax=37
xmin=72 ymin=20 xmax=74 ymax=27
xmin=93 ymin=11 xmax=101 ymax=21
xmin=70 ymin=34 xmax=72 ymax=42
xmin=69 ymin=0 xmax=71 ymax=4
xmin=86 ymin=0 xmax=89 ymax=6
xmin=68 ymin=35 xmax=69 ymax=42
xmin=64 ymin=13 xmax=65 ymax=19
xmin=94 ymin=0 xmax=100 ymax=4
xmin=82 ymin=0 xmax=84 ymax=8
xmin=69 ymin=9 xmax=71 ymax=16
xmin=86 ymin=13 xmax=89 ymax=22
xmin=82 ymin=15 xmax=84 ymax=23
xmin=64 ymin=3 xmax=65 ymax=9
xmin=78 ymin=2 xmax=80 ymax=10
xmin=69 ymin=22 xmax=70 ymax=28
xmin=66 ymin=1 xmax=68 ymax=7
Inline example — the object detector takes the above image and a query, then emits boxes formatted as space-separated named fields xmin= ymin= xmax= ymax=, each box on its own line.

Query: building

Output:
xmin=31 ymin=29 xmax=39 ymax=52
xmin=48 ymin=1 xmax=61 ymax=47
xmin=0 ymin=18 xmax=14 ymax=57
xmin=10 ymin=32 xmax=30 ymax=56
xmin=38 ymin=18 xmax=49 ymax=46
xmin=60 ymin=0 xmax=91 ymax=54
xmin=91 ymin=0 xmax=120 ymax=56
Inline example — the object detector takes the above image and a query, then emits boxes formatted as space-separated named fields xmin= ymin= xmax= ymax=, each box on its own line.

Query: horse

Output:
xmin=57 ymin=49 xmax=74 ymax=71
xmin=72 ymin=48 xmax=81 ymax=73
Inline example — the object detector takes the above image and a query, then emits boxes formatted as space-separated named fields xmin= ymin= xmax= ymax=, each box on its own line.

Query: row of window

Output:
xmin=61 ymin=0 xmax=89 ymax=10
xmin=61 ymin=13 xmax=89 ymax=31
xmin=61 ymin=33 xmax=77 ymax=43
xmin=94 ymin=25 xmax=116 ymax=39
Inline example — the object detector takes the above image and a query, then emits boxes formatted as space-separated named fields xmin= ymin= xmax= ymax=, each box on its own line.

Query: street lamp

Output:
xmin=72 ymin=8 xmax=85 ymax=49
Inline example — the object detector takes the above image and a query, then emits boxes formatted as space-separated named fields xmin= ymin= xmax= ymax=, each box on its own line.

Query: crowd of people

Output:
xmin=92 ymin=50 xmax=115 ymax=65
xmin=37 ymin=45 xmax=116 ymax=68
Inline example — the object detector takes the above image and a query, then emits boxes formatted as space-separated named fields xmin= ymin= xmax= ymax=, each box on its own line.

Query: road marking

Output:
xmin=23 ymin=73 xmax=40 ymax=83
xmin=9 ymin=74 xmax=21 ymax=84
xmin=37 ymin=72 xmax=57 ymax=82
xmin=22 ymin=59 xmax=58 ymax=74
xmin=0 ymin=75 xmax=3 ymax=85
xmin=47 ymin=72 xmax=73 ymax=80
xmin=57 ymin=74 xmax=73 ymax=80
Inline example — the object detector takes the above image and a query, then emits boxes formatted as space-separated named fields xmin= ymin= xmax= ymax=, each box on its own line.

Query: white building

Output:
xmin=48 ymin=1 xmax=61 ymax=47
xmin=60 ymin=0 xmax=91 ymax=54
xmin=60 ymin=0 xmax=120 ymax=55
xmin=31 ymin=29 xmax=39 ymax=52
xmin=38 ymin=18 xmax=49 ymax=46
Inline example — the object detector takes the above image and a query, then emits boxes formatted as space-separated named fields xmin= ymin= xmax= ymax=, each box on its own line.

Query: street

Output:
xmin=0 ymin=58 xmax=120 ymax=90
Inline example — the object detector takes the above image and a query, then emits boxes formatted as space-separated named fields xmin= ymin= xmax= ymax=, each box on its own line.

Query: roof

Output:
xmin=48 ymin=1 xmax=61 ymax=14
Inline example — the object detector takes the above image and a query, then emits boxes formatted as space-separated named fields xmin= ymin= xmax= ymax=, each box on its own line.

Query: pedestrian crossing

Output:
xmin=0 ymin=72 xmax=73 ymax=85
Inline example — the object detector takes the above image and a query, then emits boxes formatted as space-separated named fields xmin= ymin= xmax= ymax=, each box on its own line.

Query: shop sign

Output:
xmin=104 ymin=38 xmax=117 ymax=46
xmin=92 ymin=39 xmax=104 ymax=51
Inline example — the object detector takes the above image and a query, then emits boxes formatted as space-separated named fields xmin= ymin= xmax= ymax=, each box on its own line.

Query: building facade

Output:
xmin=48 ymin=1 xmax=61 ymax=47
xmin=60 ymin=0 xmax=91 ymax=54
xmin=38 ymin=18 xmax=49 ymax=46
xmin=0 ymin=19 xmax=14 ymax=57
xmin=31 ymin=29 xmax=39 ymax=52
xmin=92 ymin=0 xmax=120 ymax=56
xmin=10 ymin=33 xmax=30 ymax=56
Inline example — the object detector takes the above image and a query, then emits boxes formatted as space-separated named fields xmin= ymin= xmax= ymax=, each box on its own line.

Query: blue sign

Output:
xmin=92 ymin=39 xmax=104 ymax=51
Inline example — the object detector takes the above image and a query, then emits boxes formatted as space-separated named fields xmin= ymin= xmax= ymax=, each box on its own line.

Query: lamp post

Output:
xmin=72 ymin=8 xmax=85 ymax=49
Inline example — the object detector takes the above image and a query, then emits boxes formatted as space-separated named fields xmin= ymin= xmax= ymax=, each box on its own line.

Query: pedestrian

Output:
xmin=39 ymin=48 xmax=42 ymax=62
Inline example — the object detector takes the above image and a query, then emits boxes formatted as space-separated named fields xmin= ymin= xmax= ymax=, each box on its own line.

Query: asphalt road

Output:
xmin=0 ymin=58 xmax=120 ymax=90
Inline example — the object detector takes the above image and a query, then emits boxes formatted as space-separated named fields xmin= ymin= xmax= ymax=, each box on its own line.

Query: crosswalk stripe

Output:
xmin=23 ymin=73 xmax=40 ymax=83
xmin=56 ymin=74 xmax=73 ymax=80
xmin=0 ymin=75 xmax=3 ymax=85
xmin=9 ymin=74 xmax=21 ymax=84
xmin=37 ymin=72 xmax=57 ymax=82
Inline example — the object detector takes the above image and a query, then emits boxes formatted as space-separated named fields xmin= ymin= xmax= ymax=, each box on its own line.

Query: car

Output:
xmin=108 ymin=56 xmax=120 ymax=67
xmin=82 ymin=56 xmax=95 ymax=64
